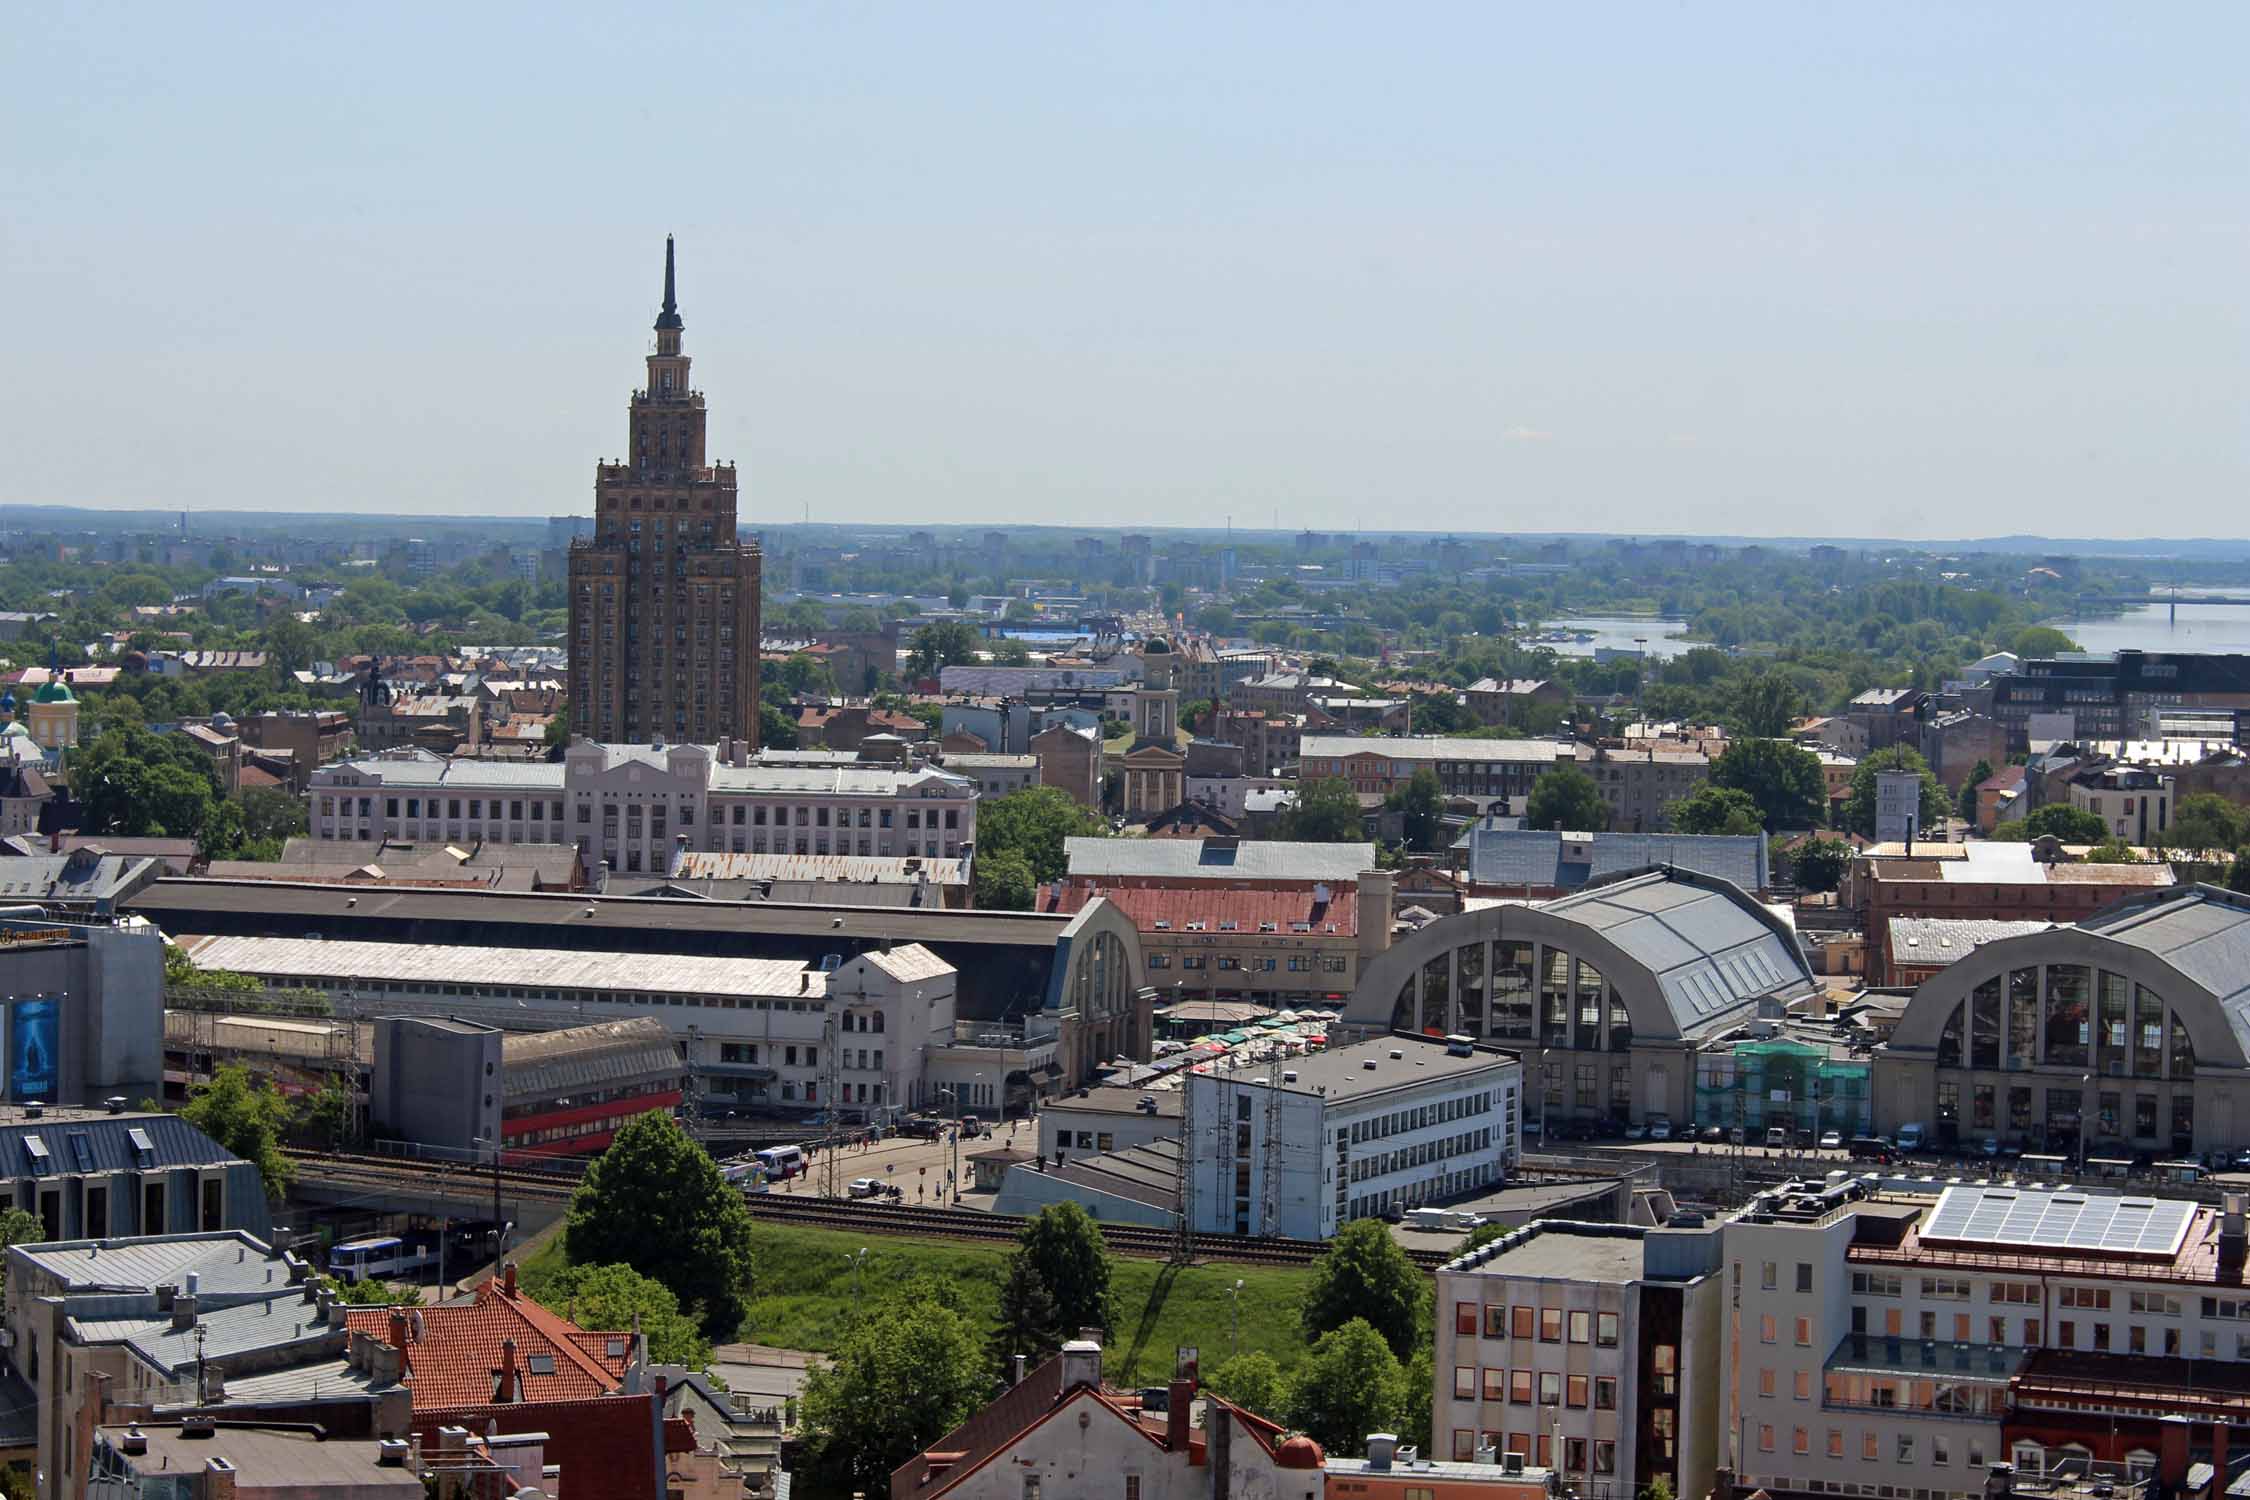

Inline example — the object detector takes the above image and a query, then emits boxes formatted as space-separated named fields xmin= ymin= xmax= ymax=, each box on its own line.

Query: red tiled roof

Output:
xmin=1045 ymin=882 xmax=1357 ymax=937
xmin=237 ymin=765 xmax=285 ymax=790
xmin=1978 ymin=766 xmax=2028 ymax=793
xmin=344 ymin=1277 xmax=630 ymax=1408
xmin=406 ymin=1394 xmax=662 ymax=1500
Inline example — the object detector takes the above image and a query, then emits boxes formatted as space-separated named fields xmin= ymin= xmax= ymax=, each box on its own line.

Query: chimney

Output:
xmin=1060 ymin=1339 xmax=1102 ymax=1393
xmin=1366 ymin=1434 xmax=1397 ymax=1472
xmin=170 ymin=1292 xmax=198 ymax=1332
xmin=2160 ymin=1414 xmax=2191 ymax=1491
xmin=2225 ymin=1195 xmax=2246 ymax=1268
xmin=203 ymin=1457 xmax=237 ymax=1500
xmin=1166 ymin=1378 xmax=1194 ymax=1453
xmin=389 ymin=1310 xmax=410 ymax=1351
xmin=503 ymin=1261 xmax=518 ymax=1298
xmin=1357 ymin=868 xmax=1395 ymax=959
xmin=2216 ymin=1420 xmax=2231 ymax=1488
xmin=496 ymin=1337 xmax=518 ymax=1402
xmin=1010 ymin=1354 xmax=1026 ymax=1386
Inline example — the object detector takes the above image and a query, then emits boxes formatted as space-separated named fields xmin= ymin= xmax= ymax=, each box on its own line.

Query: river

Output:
xmin=1531 ymin=616 xmax=1695 ymax=661
xmin=2051 ymin=602 xmax=2250 ymax=656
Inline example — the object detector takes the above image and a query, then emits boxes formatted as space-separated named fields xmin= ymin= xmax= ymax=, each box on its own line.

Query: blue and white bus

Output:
xmin=329 ymin=1234 xmax=440 ymax=1283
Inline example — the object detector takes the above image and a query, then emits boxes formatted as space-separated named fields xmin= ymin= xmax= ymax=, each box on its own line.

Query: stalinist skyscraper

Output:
xmin=567 ymin=238 xmax=762 ymax=746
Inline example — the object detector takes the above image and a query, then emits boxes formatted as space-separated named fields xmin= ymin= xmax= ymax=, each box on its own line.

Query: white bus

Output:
xmin=754 ymin=1145 xmax=805 ymax=1181
xmin=329 ymin=1234 xmax=440 ymax=1283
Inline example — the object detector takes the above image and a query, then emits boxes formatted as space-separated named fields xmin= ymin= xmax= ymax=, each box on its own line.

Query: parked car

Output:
xmin=1895 ymin=1122 xmax=1925 ymax=1152
xmin=1980 ymin=1136 xmax=2002 ymax=1158
xmin=1818 ymin=1131 xmax=1843 ymax=1151
xmin=1847 ymin=1135 xmax=1893 ymax=1161
xmin=1645 ymin=1117 xmax=1672 ymax=1142
xmin=1624 ymin=1122 xmax=1647 ymax=1141
xmin=1702 ymin=1124 xmax=1725 ymax=1143
xmin=1765 ymin=1127 xmax=1790 ymax=1149
xmin=847 ymin=1177 xmax=882 ymax=1198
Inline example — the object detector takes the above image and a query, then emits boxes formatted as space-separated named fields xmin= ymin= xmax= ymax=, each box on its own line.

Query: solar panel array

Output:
xmin=1920 ymin=1184 xmax=2197 ymax=1258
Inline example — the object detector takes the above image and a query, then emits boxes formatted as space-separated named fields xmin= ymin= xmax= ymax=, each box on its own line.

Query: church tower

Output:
xmin=566 ymin=238 xmax=763 ymax=746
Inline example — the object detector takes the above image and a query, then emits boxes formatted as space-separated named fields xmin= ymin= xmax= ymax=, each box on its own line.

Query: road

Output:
xmin=755 ymin=1117 xmax=1040 ymax=1207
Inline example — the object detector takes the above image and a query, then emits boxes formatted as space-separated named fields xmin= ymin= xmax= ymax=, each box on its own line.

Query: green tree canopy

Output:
xmin=181 ymin=1064 xmax=294 ymax=1198
xmin=799 ymin=1285 xmax=990 ymax=1498
xmin=1385 ymin=768 xmax=1447 ymax=853
xmin=976 ymin=786 xmax=1109 ymax=883
xmin=2164 ymin=793 xmax=2243 ymax=854
xmin=564 ymin=1113 xmax=757 ymax=1339
xmin=544 ymin=1262 xmax=713 ymax=1368
xmin=1525 ymin=764 xmax=1608 ymax=833
xmin=905 ymin=621 xmax=984 ymax=680
xmin=1205 ymin=1351 xmax=1287 ymax=1418
xmin=1710 ymin=739 xmax=1828 ymax=831
xmin=1728 ymin=671 xmax=1806 ymax=738
xmin=2010 ymin=626 xmax=2080 ymax=659
xmin=2082 ymin=838 xmax=2142 ymax=865
xmin=1279 ymin=777 xmax=1366 ymax=842
xmin=1839 ymin=746 xmax=1949 ymax=839
xmin=1667 ymin=784 xmax=1765 ymax=837
xmin=971 ymin=848 xmax=1037 ymax=911
xmin=1789 ymin=836 xmax=1852 ymax=894
xmin=987 ymin=1254 xmax=1061 ymax=1382
xmin=1301 ymin=1219 xmax=1424 ymax=1361
xmin=1283 ymin=1318 xmax=1407 ymax=1457
xmin=1013 ymin=1202 xmax=1113 ymax=1341
xmin=2023 ymin=803 xmax=2110 ymax=843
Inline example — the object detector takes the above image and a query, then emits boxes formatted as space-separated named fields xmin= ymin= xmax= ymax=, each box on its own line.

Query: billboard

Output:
xmin=8 ymin=997 xmax=56 ymax=1101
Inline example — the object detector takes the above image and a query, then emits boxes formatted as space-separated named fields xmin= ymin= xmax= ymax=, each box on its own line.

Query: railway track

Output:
xmin=286 ymin=1151 xmax=1452 ymax=1271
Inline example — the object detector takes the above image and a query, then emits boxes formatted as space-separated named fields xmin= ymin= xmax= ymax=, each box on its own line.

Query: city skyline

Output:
xmin=4 ymin=4 xmax=2245 ymax=537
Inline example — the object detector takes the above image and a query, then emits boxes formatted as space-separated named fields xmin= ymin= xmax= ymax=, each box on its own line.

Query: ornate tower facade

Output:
xmin=568 ymin=239 xmax=763 ymax=746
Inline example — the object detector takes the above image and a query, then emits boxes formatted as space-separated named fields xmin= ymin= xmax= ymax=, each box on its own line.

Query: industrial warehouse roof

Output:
xmin=502 ymin=1018 xmax=687 ymax=1102
xmin=1299 ymin=734 xmax=1572 ymax=765
xmin=323 ymin=754 xmax=565 ymax=789
xmin=13 ymin=1230 xmax=292 ymax=1299
xmin=1063 ymin=838 xmax=1375 ymax=883
xmin=1466 ymin=828 xmax=1769 ymax=894
xmin=0 ymin=852 xmax=163 ymax=905
xmin=1542 ymin=869 xmax=1816 ymax=1033
xmin=178 ymin=934 xmax=834 ymax=1001
xmin=2070 ymin=886 xmax=2250 ymax=1051
xmin=130 ymin=878 xmax=1083 ymax=946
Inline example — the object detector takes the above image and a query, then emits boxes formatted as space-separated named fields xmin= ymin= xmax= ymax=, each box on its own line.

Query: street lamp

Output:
xmin=2079 ymin=1071 xmax=2094 ymax=1175
xmin=940 ymin=1087 xmax=961 ymax=1203
xmin=470 ymin=1136 xmax=510 ymax=1263
xmin=849 ymin=1247 xmax=869 ymax=1304
xmin=1537 ymin=1048 xmax=1552 ymax=1153
xmin=1229 ymin=1278 xmax=1245 ymax=1359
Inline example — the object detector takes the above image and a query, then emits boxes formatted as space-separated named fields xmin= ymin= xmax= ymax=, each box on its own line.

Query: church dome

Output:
xmin=1275 ymin=1435 xmax=1324 ymax=1470
xmin=3 ymin=722 xmax=30 ymax=739
xmin=32 ymin=679 xmax=72 ymax=704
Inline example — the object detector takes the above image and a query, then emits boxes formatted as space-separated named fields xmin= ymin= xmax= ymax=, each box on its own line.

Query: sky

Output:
xmin=2 ymin=4 xmax=2244 ymax=539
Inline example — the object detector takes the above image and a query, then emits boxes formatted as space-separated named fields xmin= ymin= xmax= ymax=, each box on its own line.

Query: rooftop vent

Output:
xmin=1362 ymin=1059 xmax=1378 ymax=1071
xmin=104 ymin=1096 xmax=126 ymax=1115
xmin=1388 ymin=1049 xmax=1404 ymax=1061
xmin=1282 ymin=1069 xmax=1298 ymax=1084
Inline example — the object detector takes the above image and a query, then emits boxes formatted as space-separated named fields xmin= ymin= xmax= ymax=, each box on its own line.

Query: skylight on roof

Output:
xmin=526 ymin=1354 xmax=556 ymax=1375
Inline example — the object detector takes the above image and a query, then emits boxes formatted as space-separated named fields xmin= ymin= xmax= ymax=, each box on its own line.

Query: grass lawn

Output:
xmin=525 ymin=1221 xmax=1314 ymax=1387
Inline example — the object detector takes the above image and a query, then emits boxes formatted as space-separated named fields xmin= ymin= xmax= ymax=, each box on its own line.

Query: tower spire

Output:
xmin=655 ymin=235 xmax=682 ymax=332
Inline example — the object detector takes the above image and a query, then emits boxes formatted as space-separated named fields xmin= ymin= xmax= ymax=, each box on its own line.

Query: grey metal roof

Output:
xmin=705 ymin=764 xmax=972 ymax=797
xmin=71 ymin=1291 xmax=342 ymax=1377
xmin=501 ymin=1018 xmax=685 ymax=1102
xmin=1542 ymin=869 xmax=1815 ymax=1035
xmin=324 ymin=756 xmax=565 ymax=790
xmin=1251 ymin=1032 xmax=1515 ymax=1102
xmin=0 ymin=1113 xmax=246 ymax=1184
xmin=1886 ymin=917 xmax=2058 ymax=968
xmin=0 ymin=853 xmax=161 ymax=904
xmin=181 ymin=934 xmax=827 ymax=1001
xmin=1064 ymin=838 xmax=1375 ymax=882
xmin=14 ymin=1231 xmax=287 ymax=1298
xmin=1468 ymin=828 xmax=1768 ymax=892
xmin=2073 ymin=886 xmax=2250 ymax=1052
xmin=219 ymin=1355 xmax=396 ymax=1405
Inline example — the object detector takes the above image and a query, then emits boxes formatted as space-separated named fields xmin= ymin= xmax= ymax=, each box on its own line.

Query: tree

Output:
xmin=1386 ymin=769 xmax=1447 ymax=853
xmin=2164 ymin=793 xmax=2243 ymax=855
xmin=1454 ymin=1222 xmax=1507 ymax=1258
xmin=1205 ymin=1351 xmax=1287 ymax=1417
xmin=758 ymin=703 xmax=801 ymax=750
xmin=1710 ymin=739 xmax=1828 ymax=831
xmin=1957 ymin=760 xmax=1995 ymax=823
xmin=0 ymin=1207 xmax=43 ymax=1285
xmin=1278 ymin=777 xmax=1365 ymax=843
xmin=325 ymin=1274 xmax=414 ymax=1307
xmin=991 ymin=638 xmax=1031 ymax=666
xmin=1641 ymin=1478 xmax=1678 ymax=1500
xmin=544 ymin=711 xmax=572 ymax=751
xmin=546 ymin=1262 xmax=713 ymax=1368
xmin=976 ymin=786 xmax=1109 ymax=883
xmin=1013 ymin=1203 xmax=1112 ymax=1340
xmin=2023 ymin=804 xmax=2109 ymax=843
xmin=799 ymin=1289 xmax=989 ymax=1498
xmin=1398 ymin=1346 xmax=1434 ymax=1452
xmin=2229 ymin=852 xmax=2250 ymax=896
xmin=1790 ymin=837 xmax=1851 ymax=894
xmin=1283 ymin=1318 xmax=1406 ymax=1457
xmin=565 ymin=1112 xmax=757 ymax=1339
xmin=2011 ymin=626 xmax=2080 ymax=659
xmin=1667 ymin=784 xmax=1764 ymax=837
xmin=987 ymin=1255 xmax=1061 ymax=1381
xmin=1839 ymin=746 xmax=1949 ymax=839
xmin=972 ymin=848 xmax=1037 ymax=911
xmin=1729 ymin=671 xmax=1805 ymax=738
xmin=1301 ymin=1219 xmax=1424 ymax=1360
xmin=1525 ymin=765 xmax=1607 ymax=833
xmin=905 ymin=621 xmax=983 ymax=681
xmin=2083 ymin=838 xmax=2142 ymax=865
xmin=238 ymin=787 xmax=308 ymax=851
xmin=181 ymin=1065 xmax=294 ymax=1198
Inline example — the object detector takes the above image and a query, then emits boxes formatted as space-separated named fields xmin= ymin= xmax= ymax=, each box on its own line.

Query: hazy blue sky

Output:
xmin=4 ymin=4 xmax=2244 ymax=537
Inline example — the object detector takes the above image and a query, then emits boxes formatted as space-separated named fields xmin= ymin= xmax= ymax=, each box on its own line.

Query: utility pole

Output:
xmin=1174 ymin=1063 xmax=1198 ymax=1262
xmin=1259 ymin=1050 xmax=1281 ymax=1237
xmin=819 ymin=1008 xmax=841 ymax=1200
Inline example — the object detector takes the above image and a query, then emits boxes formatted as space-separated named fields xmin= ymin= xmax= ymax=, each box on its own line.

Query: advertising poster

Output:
xmin=9 ymin=998 xmax=56 ymax=1102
